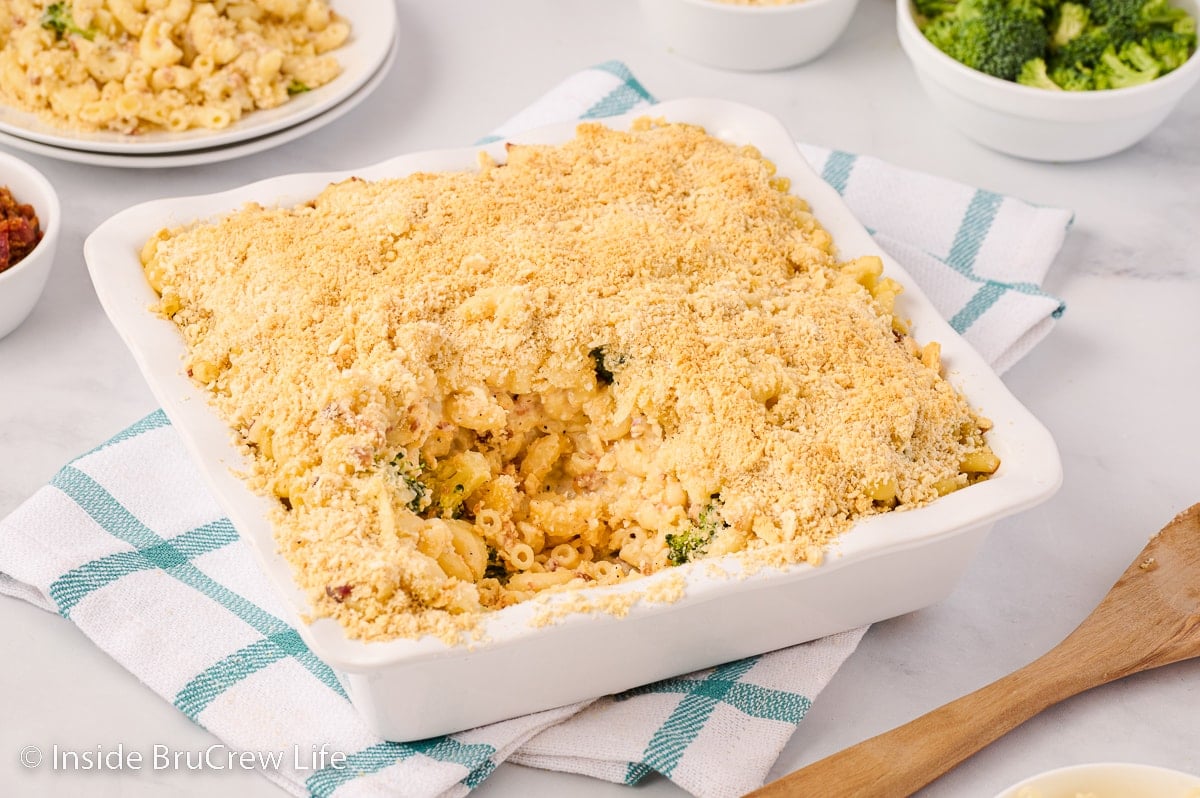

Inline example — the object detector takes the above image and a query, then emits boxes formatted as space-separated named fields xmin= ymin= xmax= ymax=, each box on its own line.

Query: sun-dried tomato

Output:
xmin=0 ymin=186 xmax=43 ymax=274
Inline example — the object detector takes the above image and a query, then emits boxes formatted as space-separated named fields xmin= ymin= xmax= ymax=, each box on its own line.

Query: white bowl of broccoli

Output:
xmin=897 ymin=0 xmax=1200 ymax=160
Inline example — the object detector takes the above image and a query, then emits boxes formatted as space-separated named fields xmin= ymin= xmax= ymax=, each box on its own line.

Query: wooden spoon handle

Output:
xmin=748 ymin=649 xmax=1093 ymax=798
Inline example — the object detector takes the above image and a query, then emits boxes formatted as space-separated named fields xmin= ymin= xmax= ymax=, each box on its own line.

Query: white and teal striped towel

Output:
xmin=0 ymin=62 xmax=1072 ymax=798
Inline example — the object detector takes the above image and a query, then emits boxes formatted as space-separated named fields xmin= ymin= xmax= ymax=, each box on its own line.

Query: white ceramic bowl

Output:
xmin=85 ymin=99 xmax=1061 ymax=741
xmin=897 ymin=0 xmax=1200 ymax=161
xmin=995 ymin=762 xmax=1200 ymax=798
xmin=0 ymin=150 xmax=59 ymax=341
xmin=640 ymin=0 xmax=861 ymax=71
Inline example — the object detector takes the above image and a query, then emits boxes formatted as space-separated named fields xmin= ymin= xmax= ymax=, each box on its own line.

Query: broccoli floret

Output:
xmin=1051 ymin=2 xmax=1092 ymax=46
xmin=1054 ymin=24 xmax=1120 ymax=65
xmin=926 ymin=0 xmax=1195 ymax=89
xmin=1086 ymin=0 xmax=1144 ymax=24
xmin=923 ymin=0 xmax=1050 ymax=80
xmin=913 ymin=0 xmax=960 ymax=20
xmin=589 ymin=346 xmax=625 ymax=386
xmin=483 ymin=547 xmax=508 ymax=582
xmin=1011 ymin=0 xmax=1061 ymax=19
xmin=1048 ymin=57 xmax=1098 ymax=87
xmin=1144 ymin=25 xmax=1196 ymax=68
xmin=40 ymin=2 xmax=95 ymax=40
xmin=665 ymin=500 xmax=727 ymax=566
xmin=923 ymin=14 xmax=967 ymax=53
xmin=1017 ymin=56 xmax=1067 ymax=86
xmin=430 ymin=451 xmax=490 ymax=518
xmin=1094 ymin=41 xmax=1162 ymax=86
xmin=287 ymin=79 xmax=311 ymax=95
xmin=388 ymin=455 xmax=431 ymax=513
xmin=1138 ymin=0 xmax=1191 ymax=27
xmin=401 ymin=474 xmax=429 ymax=513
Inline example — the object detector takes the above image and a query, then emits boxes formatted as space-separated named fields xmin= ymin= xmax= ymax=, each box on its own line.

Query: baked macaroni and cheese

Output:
xmin=140 ymin=119 xmax=999 ymax=642
xmin=0 ymin=0 xmax=349 ymax=134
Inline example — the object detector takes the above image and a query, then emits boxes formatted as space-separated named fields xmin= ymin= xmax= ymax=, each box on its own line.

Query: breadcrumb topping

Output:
xmin=142 ymin=118 xmax=995 ymax=643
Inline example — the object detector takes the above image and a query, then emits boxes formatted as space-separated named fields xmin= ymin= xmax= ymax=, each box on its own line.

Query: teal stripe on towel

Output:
xmin=820 ymin=151 xmax=857 ymax=195
xmin=174 ymin=632 xmax=301 ymax=719
xmin=50 ymin=466 xmax=346 ymax=702
xmin=80 ymin=409 xmax=171 ymax=457
xmin=49 ymin=519 xmax=237 ymax=614
xmin=621 ymin=675 xmax=812 ymax=724
xmin=949 ymin=280 xmax=1007 ymax=334
xmin=624 ymin=656 xmax=760 ymax=783
xmin=945 ymin=189 xmax=1003 ymax=277
xmin=592 ymin=60 xmax=655 ymax=101
xmin=306 ymin=738 xmax=498 ymax=797
xmin=582 ymin=61 xmax=656 ymax=120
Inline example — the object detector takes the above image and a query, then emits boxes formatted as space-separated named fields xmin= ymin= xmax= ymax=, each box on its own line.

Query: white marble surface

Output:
xmin=2 ymin=1 xmax=1198 ymax=796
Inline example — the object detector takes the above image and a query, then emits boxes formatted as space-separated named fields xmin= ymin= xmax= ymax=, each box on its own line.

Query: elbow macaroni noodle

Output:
xmin=140 ymin=120 xmax=1000 ymax=642
xmin=0 ymin=0 xmax=349 ymax=133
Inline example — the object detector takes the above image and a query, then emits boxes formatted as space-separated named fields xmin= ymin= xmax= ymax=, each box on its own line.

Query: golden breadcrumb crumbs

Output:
xmin=142 ymin=118 xmax=996 ymax=644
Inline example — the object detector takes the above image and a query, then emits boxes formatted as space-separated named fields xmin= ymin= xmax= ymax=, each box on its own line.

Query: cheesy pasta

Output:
xmin=0 ymin=0 xmax=349 ymax=133
xmin=140 ymin=119 xmax=999 ymax=643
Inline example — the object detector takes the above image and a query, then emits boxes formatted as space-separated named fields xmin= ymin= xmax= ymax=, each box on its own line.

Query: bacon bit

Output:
xmin=574 ymin=571 xmax=595 ymax=581
xmin=325 ymin=584 xmax=353 ymax=602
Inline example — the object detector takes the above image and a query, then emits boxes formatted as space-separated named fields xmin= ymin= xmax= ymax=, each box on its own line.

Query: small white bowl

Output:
xmin=0 ymin=151 xmax=59 ymax=340
xmin=897 ymin=0 xmax=1200 ymax=161
xmin=640 ymin=0 xmax=861 ymax=71
xmin=995 ymin=762 xmax=1200 ymax=798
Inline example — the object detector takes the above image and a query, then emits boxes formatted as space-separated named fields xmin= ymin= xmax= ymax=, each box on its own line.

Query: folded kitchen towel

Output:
xmin=0 ymin=62 xmax=1072 ymax=798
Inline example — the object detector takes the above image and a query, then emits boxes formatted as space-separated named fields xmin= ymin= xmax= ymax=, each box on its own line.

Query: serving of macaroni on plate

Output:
xmin=139 ymin=118 xmax=999 ymax=642
xmin=0 ymin=0 xmax=349 ymax=134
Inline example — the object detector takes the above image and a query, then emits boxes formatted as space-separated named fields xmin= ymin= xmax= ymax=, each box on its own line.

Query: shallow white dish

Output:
xmin=84 ymin=98 xmax=1061 ymax=741
xmin=0 ymin=1 xmax=395 ymax=156
xmin=0 ymin=34 xmax=396 ymax=169
xmin=995 ymin=762 xmax=1200 ymax=798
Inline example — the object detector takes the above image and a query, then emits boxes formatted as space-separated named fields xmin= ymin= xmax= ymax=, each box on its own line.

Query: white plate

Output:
xmin=0 ymin=33 xmax=396 ymax=169
xmin=0 ymin=2 xmax=395 ymax=155
xmin=84 ymin=99 xmax=1062 ymax=741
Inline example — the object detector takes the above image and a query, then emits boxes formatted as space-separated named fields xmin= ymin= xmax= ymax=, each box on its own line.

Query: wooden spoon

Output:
xmin=749 ymin=503 xmax=1200 ymax=798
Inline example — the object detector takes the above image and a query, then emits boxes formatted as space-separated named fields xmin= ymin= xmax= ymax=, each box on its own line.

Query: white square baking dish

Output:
xmin=84 ymin=98 xmax=1061 ymax=741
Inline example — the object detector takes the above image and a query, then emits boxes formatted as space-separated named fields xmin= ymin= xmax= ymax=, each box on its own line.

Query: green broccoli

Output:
xmin=287 ymin=80 xmax=311 ymax=95
xmin=922 ymin=0 xmax=1050 ymax=81
xmin=1144 ymin=25 xmax=1196 ymax=68
xmin=1137 ymin=0 xmax=1193 ymax=28
xmin=913 ymin=0 xmax=960 ymax=20
xmin=40 ymin=2 xmax=96 ymax=40
xmin=1012 ymin=0 xmax=1062 ymax=19
xmin=589 ymin=346 xmax=625 ymax=386
xmin=921 ymin=0 xmax=1194 ymax=89
xmin=665 ymin=500 xmax=727 ymax=566
xmin=1051 ymin=2 xmax=1092 ymax=45
xmin=1048 ymin=58 xmax=1098 ymax=87
xmin=401 ymin=474 xmax=429 ymax=513
xmin=1086 ymin=0 xmax=1142 ymax=23
xmin=483 ymin=547 xmax=508 ymax=582
xmin=429 ymin=451 xmax=490 ymax=518
xmin=1094 ymin=41 xmax=1162 ymax=85
xmin=1053 ymin=24 xmax=1120 ymax=66
xmin=1017 ymin=56 xmax=1067 ymax=86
